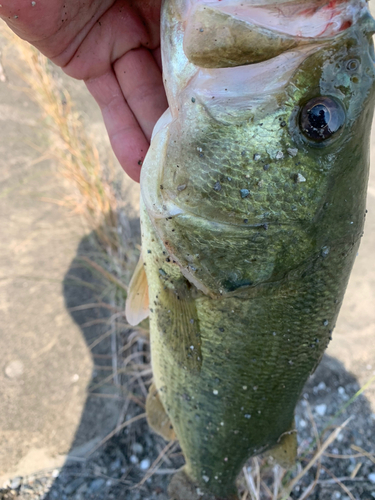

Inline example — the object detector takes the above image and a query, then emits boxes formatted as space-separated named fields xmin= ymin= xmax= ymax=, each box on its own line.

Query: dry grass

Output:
xmin=3 ymin=28 xmax=119 ymax=251
xmin=236 ymin=374 xmax=375 ymax=500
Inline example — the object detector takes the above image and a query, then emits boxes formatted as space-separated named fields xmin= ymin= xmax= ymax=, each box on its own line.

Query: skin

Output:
xmin=0 ymin=0 xmax=167 ymax=182
xmin=138 ymin=1 xmax=375 ymax=498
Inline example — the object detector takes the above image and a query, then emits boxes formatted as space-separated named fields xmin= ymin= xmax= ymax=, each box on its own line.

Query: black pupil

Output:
xmin=308 ymin=104 xmax=330 ymax=129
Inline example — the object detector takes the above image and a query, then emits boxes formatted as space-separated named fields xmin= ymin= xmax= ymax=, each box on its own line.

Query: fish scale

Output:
xmin=141 ymin=197 xmax=355 ymax=497
xmin=163 ymin=115 xmax=322 ymax=223
xmin=126 ymin=1 xmax=375 ymax=498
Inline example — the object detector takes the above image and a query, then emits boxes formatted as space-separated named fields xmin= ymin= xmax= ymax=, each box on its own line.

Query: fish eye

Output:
xmin=346 ymin=59 xmax=360 ymax=72
xmin=299 ymin=96 xmax=345 ymax=142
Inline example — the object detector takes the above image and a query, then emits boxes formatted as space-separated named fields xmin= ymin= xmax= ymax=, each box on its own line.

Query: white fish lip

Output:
xmin=186 ymin=0 xmax=369 ymax=39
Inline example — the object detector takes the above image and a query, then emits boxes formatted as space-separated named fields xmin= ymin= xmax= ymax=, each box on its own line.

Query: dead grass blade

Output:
xmin=295 ymin=402 xmax=322 ymax=500
xmin=273 ymin=465 xmax=283 ymax=500
xmin=280 ymin=416 xmax=353 ymax=499
xmin=78 ymin=256 xmax=128 ymax=292
xmin=86 ymin=413 xmax=147 ymax=457
xmin=4 ymin=29 xmax=119 ymax=251
xmin=243 ymin=465 xmax=258 ymax=500
xmin=321 ymin=465 xmax=356 ymax=500
xmin=137 ymin=440 xmax=178 ymax=486
xmin=350 ymin=462 xmax=362 ymax=479
xmin=350 ymin=444 xmax=375 ymax=465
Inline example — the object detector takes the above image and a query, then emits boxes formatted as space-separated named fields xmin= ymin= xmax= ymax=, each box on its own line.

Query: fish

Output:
xmin=126 ymin=1 xmax=375 ymax=498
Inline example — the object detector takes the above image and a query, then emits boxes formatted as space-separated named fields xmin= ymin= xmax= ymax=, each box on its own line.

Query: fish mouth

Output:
xmin=183 ymin=0 xmax=369 ymax=68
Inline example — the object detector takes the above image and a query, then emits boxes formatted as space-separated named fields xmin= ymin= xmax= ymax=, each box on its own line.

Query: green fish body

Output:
xmin=126 ymin=1 xmax=375 ymax=498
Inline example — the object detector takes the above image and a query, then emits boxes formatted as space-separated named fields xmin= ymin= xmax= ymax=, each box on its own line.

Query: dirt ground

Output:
xmin=1 ymin=6 xmax=375 ymax=500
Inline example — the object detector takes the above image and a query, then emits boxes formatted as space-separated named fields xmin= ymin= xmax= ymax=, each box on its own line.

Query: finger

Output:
xmin=85 ymin=69 xmax=149 ymax=183
xmin=114 ymin=47 xmax=168 ymax=141
xmin=62 ymin=1 xmax=152 ymax=80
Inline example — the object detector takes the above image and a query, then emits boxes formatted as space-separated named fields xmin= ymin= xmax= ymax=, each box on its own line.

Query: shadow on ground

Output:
xmin=2 ymin=227 xmax=375 ymax=500
xmin=44 ymin=223 xmax=178 ymax=500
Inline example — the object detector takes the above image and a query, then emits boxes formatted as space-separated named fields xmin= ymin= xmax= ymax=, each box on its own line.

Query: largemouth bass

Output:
xmin=126 ymin=1 xmax=375 ymax=498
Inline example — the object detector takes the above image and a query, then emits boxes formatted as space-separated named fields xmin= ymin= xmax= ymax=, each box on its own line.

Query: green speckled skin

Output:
xmin=139 ymin=2 xmax=375 ymax=498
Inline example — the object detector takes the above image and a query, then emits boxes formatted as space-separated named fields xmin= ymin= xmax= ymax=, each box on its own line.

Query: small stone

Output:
xmin=213 ymin=390 xmax=218 ymax=395
xmin=177 ymin=184 xmax=187 ymax=192
xmin=130 ymin=455 xmax=139 ymax=464
xmin=139 ymin=458 xmax=151 ymax=470
xmin=244 ymin=414 xmax=251 ymax=419
xmin=240 ymin=189 xmax=250 ymax=199
xmin=253 ymin=153 xmax=261 ymax=161
xmin=191 ymin=97 xmax=196 ymax=103
xmin=317 ymin=382 xmax=327 ymax=391
xmin=131 ymin=442 xmax=144 ymax=455
xmin=213 ymin=181 xmax=222 ymax=192
xmin=77 ymin=482 xmax=88 ymax=494
xmin=287 ymin=148 xmax=298 ymax=157
xmin=299 ymin=419 xmax=307 ymax=428
xmin=52 ymin=469 xmax=60 ymax=478
xmin=89 ymin=478 xmax=105 ymax=492
xmin=65 ymin=477 xmax=85 ymax=495
xmin=10 ymin=477 xmax=22 ymax=490
xmin=202 ymin=475 xmax=210 ymax=483
xmin=315 ymin=404 xmax=327 ymax=416
xmin=275 ymin=151 xmax=284 ymax=160
xmin=71 ymin=373 xmax=79 ymax=383
xmin=110 ymin=459 xmax=122 ymax=471
xmin=5 ymin=360 xmax=24 ymax=379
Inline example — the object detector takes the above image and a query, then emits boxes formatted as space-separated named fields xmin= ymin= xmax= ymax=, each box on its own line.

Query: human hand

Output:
xmin=0 ymin=0 xmax=167 ymax=182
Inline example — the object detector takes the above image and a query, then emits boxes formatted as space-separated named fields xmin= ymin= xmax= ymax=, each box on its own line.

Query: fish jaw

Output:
xmin=184 ymin=0 xmax=369 ymax=39
xmin=181 ymin=0 xmax=369 ymax=68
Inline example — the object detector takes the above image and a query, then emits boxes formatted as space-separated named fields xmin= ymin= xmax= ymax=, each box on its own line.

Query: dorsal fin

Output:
xmin=125 ymin=252 xmax=149 ymax=326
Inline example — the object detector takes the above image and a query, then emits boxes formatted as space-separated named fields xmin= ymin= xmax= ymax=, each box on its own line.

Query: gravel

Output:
xmin=1 ymin=357 xmax=375 ymax=500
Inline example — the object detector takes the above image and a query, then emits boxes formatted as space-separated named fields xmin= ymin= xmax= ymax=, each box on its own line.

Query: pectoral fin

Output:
xmin=146 ymin=383 xmax=176 ymax=441
xmin=267 ymin=422 xmax=297 ymax=469
xmin=125 ymin=252 xmax=149 ymax=326
xmin=157 ymin=280 xmax=202 ymax=372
